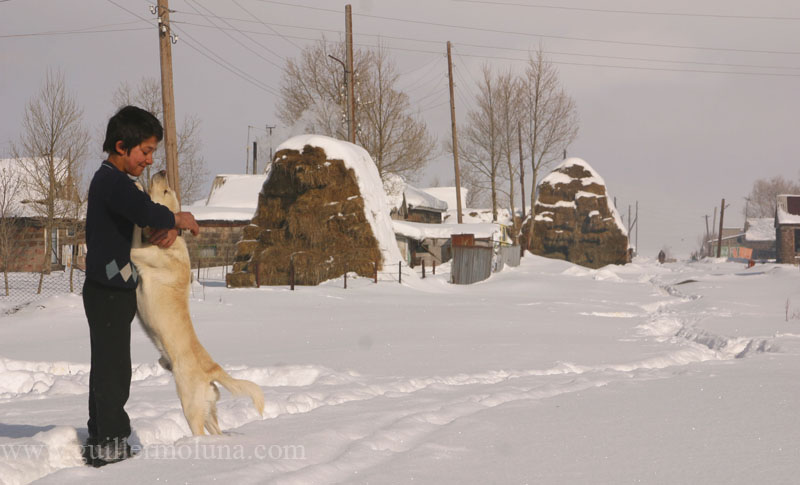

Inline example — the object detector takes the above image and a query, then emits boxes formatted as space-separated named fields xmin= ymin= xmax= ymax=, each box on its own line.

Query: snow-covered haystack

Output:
xmin=226 ymin=135 xmax=401 ymax=287
xmin=521 ymin=158 xmax=628 ymax=269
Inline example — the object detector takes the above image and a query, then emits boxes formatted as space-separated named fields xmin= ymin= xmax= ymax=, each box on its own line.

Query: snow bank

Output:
xmin=276 ymin=135 xmax=402 ymax=265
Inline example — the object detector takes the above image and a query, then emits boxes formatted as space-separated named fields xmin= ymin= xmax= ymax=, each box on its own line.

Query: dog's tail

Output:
xmin=211 ymin=366 xmax=265 ymax=416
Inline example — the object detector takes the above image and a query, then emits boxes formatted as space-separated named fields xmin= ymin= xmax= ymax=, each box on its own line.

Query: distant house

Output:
xmin=385 ymin=176 xmax=448 ymax=224
xmin=775 ymin=194 xmax=800 ymax=264
xmin=183 ymin=173 xmax=266 ymax=268
xmin=392 ymin=220 xmax=512 ymax=267
xmin=708 ymin=228 xmax=747 ymax=258
xmin=0 ymin=158 xmax=85 ymax=273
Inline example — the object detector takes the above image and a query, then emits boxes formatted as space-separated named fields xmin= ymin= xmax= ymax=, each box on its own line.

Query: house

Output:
xmin=776 ymin=194 xmax=800 ymax=264
xmin=385 ymin=175 xmax=448 ymax=224
xmin=183 ymin=173 xmax=266 ymax=268
xmin=708 ymin=228 xmax=747 ymax=258
xmin=0 ymin=158 xmax=85 ymax=273
xmin=392 ymin=220 xmax=512 ymax=267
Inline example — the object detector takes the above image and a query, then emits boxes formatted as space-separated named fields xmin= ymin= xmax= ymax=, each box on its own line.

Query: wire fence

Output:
xmin=0 ymin=268 xmax=86 ymax=310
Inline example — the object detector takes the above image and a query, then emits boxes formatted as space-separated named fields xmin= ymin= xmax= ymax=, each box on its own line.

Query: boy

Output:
xmin=82 ymin=105 xmax=199 ymax=467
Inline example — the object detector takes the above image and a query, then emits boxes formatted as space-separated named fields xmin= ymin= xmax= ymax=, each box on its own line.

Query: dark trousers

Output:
xmin=83 ymin=278 xmax=137 ymax=442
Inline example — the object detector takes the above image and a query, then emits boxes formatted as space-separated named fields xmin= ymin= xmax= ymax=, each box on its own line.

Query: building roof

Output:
xmin=420 ymin=187 xmax=468 ymax=213
xmin=187 ymin=173 xmax=266 ymax=222
xmin=0 ymin=158 xmax=83 ymax=219
xmin=383 ymin=174 xmax=447 ymax=213
xmin=744 ymin=218 xmax=775 ymax=242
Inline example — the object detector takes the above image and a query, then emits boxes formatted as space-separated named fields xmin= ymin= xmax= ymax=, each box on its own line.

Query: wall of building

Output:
xmin=777 ymin=225 xmax=800 ymax=264
xmin=183 ymin=221 xmax=246 ymax=268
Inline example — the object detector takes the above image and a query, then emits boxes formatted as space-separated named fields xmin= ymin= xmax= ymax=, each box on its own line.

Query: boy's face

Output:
xmin=116 ymin=136 xmax=158 ymax=177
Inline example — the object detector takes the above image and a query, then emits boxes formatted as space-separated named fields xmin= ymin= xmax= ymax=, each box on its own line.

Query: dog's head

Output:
xmin=148 ymin=170 xmax=179 ymax=213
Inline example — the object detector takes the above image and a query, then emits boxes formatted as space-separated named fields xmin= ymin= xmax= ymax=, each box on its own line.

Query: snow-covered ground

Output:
xmin=1 ymin=256 xmax=800 ymax=484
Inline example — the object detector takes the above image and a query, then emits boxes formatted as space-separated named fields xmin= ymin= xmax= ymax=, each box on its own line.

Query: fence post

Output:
xmin=422 ymin=260 xmax=425 ymax=279
xmin=433 ymin=260 xmax=436 ymax=275
xmin=344 ymin=271 xmax=347 ymax=289
xmin=196 ymin=259 xmax=200 ymax=282
xmin=398 ymin=261 xmax=402 ymax=284
xmin=374 ymin=261 xmax=378 ymax=283
xmin=254 ymin=261 xmax=260 ymax=287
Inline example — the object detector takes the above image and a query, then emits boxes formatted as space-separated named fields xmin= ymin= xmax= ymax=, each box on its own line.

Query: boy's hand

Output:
xmin=175 ymin=212 xmax=200 ymax=236
xmin=149 ymin=228 xmax=179 ymax=248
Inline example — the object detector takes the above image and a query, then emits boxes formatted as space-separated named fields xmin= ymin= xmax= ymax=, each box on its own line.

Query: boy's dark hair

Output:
xmin=102 ymin=106 xmax=164 ymax=155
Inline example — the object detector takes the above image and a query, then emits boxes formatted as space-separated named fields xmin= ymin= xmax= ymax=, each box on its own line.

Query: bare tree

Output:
xmin=522 ymin=47 xmax=579 ymax=246
xmin=112 ymin=77 xmax=209 ymax=203
xmin=493 ymin=69 xmax=524 ymax=228
xmin=0 ymin=165 xmax=23 ymax=295
xmin=277 ymin=39 xmax=435 ymax=182
xmin=11 ymin=69 xmax=88 ymax=293
xmin=744 ymin=175 xmax=800 ymax=218
xmin=357 ymin=46 xmax=435 ymax=181
xmin=458 ymin=65 xmax=502 ymax=221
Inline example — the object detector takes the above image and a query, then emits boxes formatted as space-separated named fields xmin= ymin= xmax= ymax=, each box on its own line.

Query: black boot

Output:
xmin=84 ymin=436 xmax=134 ymax=468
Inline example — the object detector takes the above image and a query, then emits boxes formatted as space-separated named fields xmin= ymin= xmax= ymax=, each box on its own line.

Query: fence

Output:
xmin=0 ymin=268 xmax=85 ymax=308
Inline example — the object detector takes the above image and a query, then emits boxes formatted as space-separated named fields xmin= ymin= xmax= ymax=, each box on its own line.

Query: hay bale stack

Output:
xmin=522 ymin=158 xmax=628 ymax=268
xmin=226 ymin=143 xmax=383 ymax=287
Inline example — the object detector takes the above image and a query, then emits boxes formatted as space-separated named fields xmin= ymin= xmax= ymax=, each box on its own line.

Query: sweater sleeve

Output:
xmin=104 ymin=174 xmax=176 ymax=229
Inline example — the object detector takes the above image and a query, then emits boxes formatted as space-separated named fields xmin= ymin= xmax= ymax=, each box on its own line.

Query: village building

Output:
xmin=743 ymin=218 xmax=776 ymax=260
xmin=183 ymin=173 xmax=266 ymax=268
xmin=385 ymin=175 xmax=448 ymax=224
xmin=775 ymin=194 xmax=800 ymax=264
xmin=0 ymin=158 xmax=85 ymax=273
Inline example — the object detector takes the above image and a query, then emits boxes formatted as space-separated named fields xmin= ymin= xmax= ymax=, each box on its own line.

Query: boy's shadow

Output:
xmin=0 ymin=423 xmax=56 ymax=439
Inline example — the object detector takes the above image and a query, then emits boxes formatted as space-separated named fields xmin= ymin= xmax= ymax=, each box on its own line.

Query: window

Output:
xmin=198 ymin=245 xmax=217 ymax=259
xmin=795 ymin=229 xmax=800 ymax=253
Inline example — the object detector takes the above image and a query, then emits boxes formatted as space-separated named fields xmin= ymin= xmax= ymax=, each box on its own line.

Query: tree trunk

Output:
xmin=527 ymin=168 xmax=538 ymax=249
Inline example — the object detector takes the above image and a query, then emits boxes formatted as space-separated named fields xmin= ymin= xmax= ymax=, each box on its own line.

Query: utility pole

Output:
xmin=628 ymin=205 xmax=632 ymax=249
xmin=266 ymin=125 xmax=275 ymax=170
xmin=345 ymin=5 xmax=356 ymax=144
xmin=635 ymin=201 xmax=639 ymax=255
xmin=704 ymin=214 xmax=710 ymax=255
xmin=716 ymin=198 xmax=726 ymax=258
xmin=252 ymin=141 xmax=257 ymax=175
xmin=447 ymin=41 xmax=463 ymax=224
xmin=155 ymin=0 xmax=181 ymax=203
xmin=518 ymin=123 xmax=526 ymax=221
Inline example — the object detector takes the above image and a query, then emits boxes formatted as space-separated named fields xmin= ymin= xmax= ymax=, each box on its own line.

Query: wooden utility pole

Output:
xmin=447 ymin=41 xmax=463 ymax=224
xmin=156 ymin=0 xmax=181 ymax=203
xmin=252 ymin=141 xmax=257 ymax=175
xmin=716 ymin=198 xmax=725 ymax=258
xmin=704 ymin=214 xmax=710 ymax=254
xmin=518 ymin=123 xmax=526 ymax=221
xmin=635 ymin=201 xmax=639 ymax=254
xmin=345 ymin=5 xmax=356 ymax=144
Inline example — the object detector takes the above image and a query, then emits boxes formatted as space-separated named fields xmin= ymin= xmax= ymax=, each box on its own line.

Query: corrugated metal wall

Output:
xmin=452 ymin=246 xmax=493 ymax=284
xmin=498 ymin=245 xmax=521 ymax=268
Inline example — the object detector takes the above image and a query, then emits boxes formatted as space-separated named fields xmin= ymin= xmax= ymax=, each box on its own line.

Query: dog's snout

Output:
xmin=159 ymin=170 xmax=167 ymax=176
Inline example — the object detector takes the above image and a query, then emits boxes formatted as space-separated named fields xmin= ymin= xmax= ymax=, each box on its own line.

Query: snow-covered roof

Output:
xmin=0 ymin=158 xmax=82 ymax=219
xmin=392 ymin=220 xmax=505 ymax=242
xmin=420 ymin=187 xmax=468 ymax=213
xmin=745 ymin=218 xmax=775 ymax=242
xmin=776 ymin=194 xmax=800 ymax=225
xmin=186 ymin=173 xmax=266 ymax=222
xmin=383 ymin=174 xmax=447 ymax=213
xmin=539 ymin=157 xmax=627 ymax=237
xmin=443 ymin=207 xmax=513 ymax=225
xmin=277 ymin=134 xmax=402 ymax=265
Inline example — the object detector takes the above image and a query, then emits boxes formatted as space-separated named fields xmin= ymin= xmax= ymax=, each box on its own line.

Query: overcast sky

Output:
xmin=2 ymin=0 xmax=799 ymax=257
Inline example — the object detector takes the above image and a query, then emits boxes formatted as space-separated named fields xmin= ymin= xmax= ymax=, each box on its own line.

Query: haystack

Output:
xmin=226 ymin=135 xmax=400 ymax=287
xmin=521 ymin=158 xmax=628 ymax=268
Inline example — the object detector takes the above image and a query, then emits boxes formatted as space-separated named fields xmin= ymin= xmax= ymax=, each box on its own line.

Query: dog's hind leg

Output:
xmin=176 ymin=375 xmax=207 ymax=436
xmin=204 ymin=383 xmax=222 ymax=435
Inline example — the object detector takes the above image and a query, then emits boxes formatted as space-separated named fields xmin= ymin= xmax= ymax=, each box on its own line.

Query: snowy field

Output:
xmin=1 ymin=255 xmax=800 ymax=484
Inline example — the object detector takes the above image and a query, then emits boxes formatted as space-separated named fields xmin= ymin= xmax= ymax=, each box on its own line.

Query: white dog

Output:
xmin=131 ymin=171 xmax=264 ymax=435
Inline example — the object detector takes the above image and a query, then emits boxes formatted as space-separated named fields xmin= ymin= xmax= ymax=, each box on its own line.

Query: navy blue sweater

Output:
xmin=85 ymin=161 xmax=175 ymax=289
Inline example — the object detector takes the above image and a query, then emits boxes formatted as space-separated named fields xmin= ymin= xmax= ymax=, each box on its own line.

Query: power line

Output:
xmin=0 ymin=27 xmax=150 ymax=38
xmin=231 ymin=0 xmax=304 ymax=51
xmin=184 ymin=0 xmax=285 ymax=69
xmin=252 ymin=0 xmax=800 ymax=56
xmin=454 ymin=0 xmax=800 ymax=22
xmin=170 ymin=20 xmax=800 ymax=77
